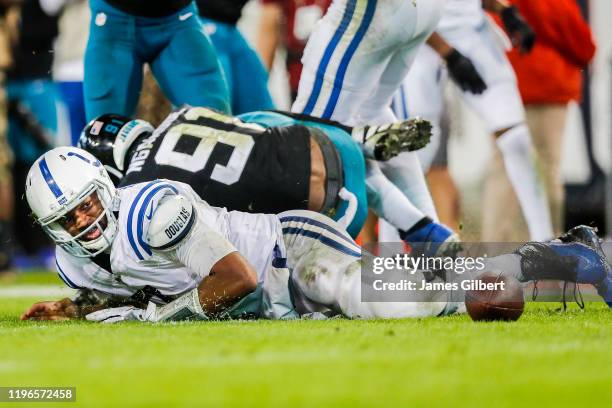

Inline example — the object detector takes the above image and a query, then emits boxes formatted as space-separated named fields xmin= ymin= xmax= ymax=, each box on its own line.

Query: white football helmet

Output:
xmin=25 ymin=147 xmax=118 ymax=258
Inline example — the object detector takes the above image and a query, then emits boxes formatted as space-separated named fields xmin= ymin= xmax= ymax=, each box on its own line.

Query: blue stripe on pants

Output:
xmin=302 ymin=0 xmax=357 ymax=115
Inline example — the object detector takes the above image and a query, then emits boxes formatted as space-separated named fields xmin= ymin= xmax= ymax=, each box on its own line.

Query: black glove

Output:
xmin=445 ymin=49 xmax=487 ymax=94
xmin=501 ymin=6 xmax=536 ymax=53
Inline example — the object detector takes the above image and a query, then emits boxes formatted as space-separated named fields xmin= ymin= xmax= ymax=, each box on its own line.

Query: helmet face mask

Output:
xmin=40 ymin=183 xmax=118 ymax=258
xmin=26 ymin=147 xmax=119 ymax=258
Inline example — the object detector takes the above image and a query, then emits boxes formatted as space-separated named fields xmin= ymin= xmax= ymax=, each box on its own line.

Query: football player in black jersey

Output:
xmin=79 ymin=106 xmax=456 ymax=249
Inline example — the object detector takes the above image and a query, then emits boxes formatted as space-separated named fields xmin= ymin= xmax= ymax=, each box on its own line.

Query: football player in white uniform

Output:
xmin=20 ymin=146 xmax=453 ymax=322
xmin=20 ymin=147 xmax=612 ymax=322
xmin=292 ymin=0 xmax=450 ymax=245
xmin=391 ymin=0 xmax=553 ymax=241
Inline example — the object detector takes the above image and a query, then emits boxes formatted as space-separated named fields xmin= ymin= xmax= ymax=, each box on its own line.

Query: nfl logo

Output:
xmin=90 ymin=121 xmax=103 ymax=135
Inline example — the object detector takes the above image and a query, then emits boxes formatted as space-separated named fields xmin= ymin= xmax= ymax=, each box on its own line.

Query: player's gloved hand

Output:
xmin=501 ymin=6 xmax=535 ymax=53
xmin=85 ymin=305 xmax=150 ymax=323
xmin=86 ymin=288 xmax=209 ymax=323
xmin=444 ymin=49 xmax=487 ymax=94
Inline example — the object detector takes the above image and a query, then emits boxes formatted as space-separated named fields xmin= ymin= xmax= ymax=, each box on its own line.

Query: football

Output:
xmin=465 ymin=272 xmax=525 ymax=321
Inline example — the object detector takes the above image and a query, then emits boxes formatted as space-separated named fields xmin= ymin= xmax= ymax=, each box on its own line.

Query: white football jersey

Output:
xmin=55 ymin=180 xmax=284 ymax=300
xmin=437 ymin=0 xmax=485 ymax=35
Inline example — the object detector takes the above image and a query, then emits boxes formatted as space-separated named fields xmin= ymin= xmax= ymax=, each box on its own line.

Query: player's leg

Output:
xmin=290 ymin=116 xmax=439 ymax=240
xmin=392 ymin=45 xmax=446 ymax=171
xmin=202 ymin=18 xmax=275 ymax=114
xmin=353 ymin=0 xmax=445 ymax=127
xmin=283 ymin=111 xmax=450 ymax=245
xmin=0 ymin=85 xmax=12 ymax=274
xmin=376 ymin=151 xmax=439 ymax=223
xmin=353 ymin=30 xmax=444 ymax=240
xmin=84 ymin=0 xmax=144 ymax=120
xmin=150 ymin=4 xmax=231 ymax=114
xmin=525 ymin=105 xmax=567 ymax=235
xmin=426 ymin=118 xmax=461 ymax=232
xmin=265 ymin=109 xmax=433 ymax=161
xmin=222 ymin=23 xmax=275 ymax=114
xmin=292 ymin=0 xmax=445 ymax=125
xmin=229 ymin=31 xmax=275 ymax=114
xmin=200 ymin=18 xmax=235 ymax=112
xmin=480 ymin=240 xmax=611 ymax=307
xmin=238 ymin=110 xmax=445 ymax=240
xmin=290 ymin=0 xmax=386 ymax=123
xmin=367 ymin=159 xmax=454 ymax=255
xmin=454 ymin=26 xmax=553 ymax=241
xmin=57 ymin=81 xmax=87 ymax=146
xmin=280 ymin=210 xmax=448 ymax=318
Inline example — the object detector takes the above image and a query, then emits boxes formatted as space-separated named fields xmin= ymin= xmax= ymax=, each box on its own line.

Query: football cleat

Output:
xmin=559 ymin=225 xmax=604 ymax=255
xmin=559 ymin=225 xmax=612 ymax=307
xmin=354 ymin=117 xmax=432 ymax=161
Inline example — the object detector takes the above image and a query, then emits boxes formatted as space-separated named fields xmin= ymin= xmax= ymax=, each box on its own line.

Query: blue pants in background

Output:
xmin=201 ymin=17 xmax=275 ymax=114
xmin=58 ymin=81 xmax=86 ymax=146
xmin=84 ymin=0 xmax=230 ymax=120
xmin=7 ymin=80 xmax=59 ymax=163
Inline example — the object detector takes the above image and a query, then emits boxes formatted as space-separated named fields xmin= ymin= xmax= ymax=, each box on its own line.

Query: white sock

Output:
xmin=416 ymin=120 xmax=441 ymax=172
xmin=379 ymin=219 xmax=402 ymax=242
xmin=366 ymin=160 xmax=426 ymax=231
xmin=496 ymin=125 xmax=553 ymax=241
xmin=378 ymin=151 xmax=439 ymax=221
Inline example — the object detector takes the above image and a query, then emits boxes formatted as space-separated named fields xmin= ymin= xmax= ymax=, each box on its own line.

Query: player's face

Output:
xmin=59 ymin=192 xmax=107 ymax=241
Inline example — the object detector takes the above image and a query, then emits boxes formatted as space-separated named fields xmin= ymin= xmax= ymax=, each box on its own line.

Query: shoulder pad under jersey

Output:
xmin=146 ymin=194 xmax=196 ymax=250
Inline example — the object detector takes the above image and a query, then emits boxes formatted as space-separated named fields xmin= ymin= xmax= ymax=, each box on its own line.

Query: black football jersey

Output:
xmin=196 ymin=0 xmax=249 ymax=25
xmin=119 ymin=107 xmax=311 ymax=213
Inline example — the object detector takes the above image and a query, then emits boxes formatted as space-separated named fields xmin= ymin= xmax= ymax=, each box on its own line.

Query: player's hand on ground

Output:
xmin=20 ymin=298 xmax=79 ymax=321
xmin=445 ymin=49 xmax=487 ymax=94
xmin=86 ymin=305 xmax=150 ymax=323
xmin=501 ymin=6 xmax=536 ymax=53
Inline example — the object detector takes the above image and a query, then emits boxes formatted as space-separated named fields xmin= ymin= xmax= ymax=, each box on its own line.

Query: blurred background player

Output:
xmin=83 ymin=0 xmax=230 ymax=120
xmin=257 ymin=0 xmax=331 ymax=101
xmin=482 ymin=0 xmax=596 ymax=241
xmin=196 ymin=0 xmax=275 ymax=114
xmin=41 ymin=0 xmax=89 ymax=146
xmin=387 ymin=0 xmax=554 ymax=243
xmin=6 ymin=0 xmax=64 ymax=269
xmin=0 ymin=0 xmax=18 ymax=277
xmin=132 ymin=0 xmax=276 ymax=133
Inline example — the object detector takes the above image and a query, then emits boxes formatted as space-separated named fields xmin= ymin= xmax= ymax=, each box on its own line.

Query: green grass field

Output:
xmin=1 ymin=272 xmax=611 ymax=408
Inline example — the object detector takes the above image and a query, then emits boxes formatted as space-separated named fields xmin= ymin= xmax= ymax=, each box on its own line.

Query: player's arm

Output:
xmin=160 ymin=197 xmax=258 ymax=319
xmin=195 ymin=252 xmax=258 ymax=317
xmin=160 ymin=193 xmax=258 ymax=317
xmin=87 ymin=194 xmax=257 ymax=323
xmin=482 ymin=0 xmax=535 ymax=53
xmin=20 ymin=289 xmax=121 ymax=320
xmin=427 ymin=32 xmax=487 ymax=94
xmin=21 ymin=298 xmax=79 ymax=321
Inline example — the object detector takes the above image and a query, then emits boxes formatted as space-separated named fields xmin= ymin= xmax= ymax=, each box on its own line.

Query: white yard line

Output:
xmin=0 ymin=286 xmax=76 ymax=298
